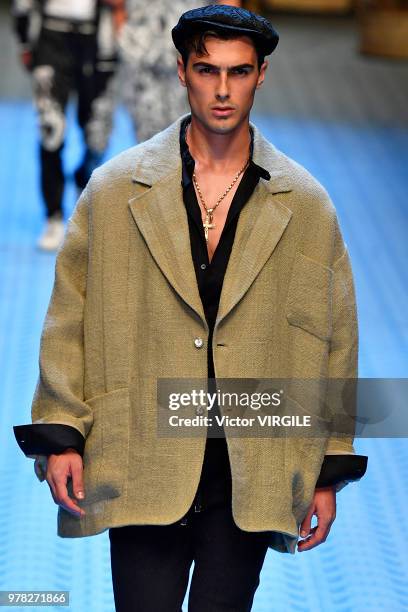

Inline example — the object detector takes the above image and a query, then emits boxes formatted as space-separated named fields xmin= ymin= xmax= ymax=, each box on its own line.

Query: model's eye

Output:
xmin=198 ymin=66 xmax=216 ymax=74
xmin=231 ymin=68 xmax=249 ymax=76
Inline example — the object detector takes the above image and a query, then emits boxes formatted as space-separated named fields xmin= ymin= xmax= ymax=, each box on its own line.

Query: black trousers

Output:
xmin=32 ymin=24 xmax=116 ymax=217
xmin=109 ymin=438 xmax=271 ymax=612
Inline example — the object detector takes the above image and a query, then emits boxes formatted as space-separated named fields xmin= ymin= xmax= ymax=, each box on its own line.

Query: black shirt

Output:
xmin=180 ymin=115 xmax=271 ymax=381
xmin=179 ymin=115 xmax=273 ymax=511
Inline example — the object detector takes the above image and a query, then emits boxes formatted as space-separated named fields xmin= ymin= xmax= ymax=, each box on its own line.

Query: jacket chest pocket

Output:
xmin=285 ymin=251 xmax=334 ymax=342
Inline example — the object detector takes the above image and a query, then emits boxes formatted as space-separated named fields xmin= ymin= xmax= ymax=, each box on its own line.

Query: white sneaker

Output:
xmin=37 ymin=217 xmax=65 ymax=251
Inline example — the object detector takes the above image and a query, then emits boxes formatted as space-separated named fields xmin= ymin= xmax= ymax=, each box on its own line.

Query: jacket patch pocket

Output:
xmin=285 ymin=251 xmax=334 ymax=342
xmin=81 ymin=387 xmax=130 ymax=505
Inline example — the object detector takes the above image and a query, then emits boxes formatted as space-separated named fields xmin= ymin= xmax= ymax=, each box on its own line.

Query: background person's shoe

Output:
xmin=37 ymin=215 xmax=65 ymax=251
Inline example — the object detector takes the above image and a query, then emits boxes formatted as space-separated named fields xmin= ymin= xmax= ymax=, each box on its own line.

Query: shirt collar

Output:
xmin=179 ymin=114 xmax=271 ymax=187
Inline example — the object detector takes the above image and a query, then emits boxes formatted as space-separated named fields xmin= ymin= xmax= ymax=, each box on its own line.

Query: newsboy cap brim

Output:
xmin=172 ymin=5 xmax=279 ymax=58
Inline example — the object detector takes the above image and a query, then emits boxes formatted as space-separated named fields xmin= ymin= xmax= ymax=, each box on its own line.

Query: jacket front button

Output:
xmin=194 ymin=338 xmax=204 ymax=348
xmin=196 ymin=405 xmax=204 ymax=416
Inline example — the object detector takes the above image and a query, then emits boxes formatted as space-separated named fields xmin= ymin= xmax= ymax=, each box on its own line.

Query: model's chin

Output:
xmin=204 ymin=115 xmax=241 ymax=134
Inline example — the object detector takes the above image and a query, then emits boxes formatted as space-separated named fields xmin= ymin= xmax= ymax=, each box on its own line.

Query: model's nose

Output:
xmin=216 ymin=94 xmax=230 ymax=103
xmin=215 ymin=72 xmax=230 ymax=101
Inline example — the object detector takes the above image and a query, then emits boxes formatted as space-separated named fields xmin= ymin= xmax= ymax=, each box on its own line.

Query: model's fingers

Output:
xmin=46 ymin=476 xmax=57 ymax=504
xmin=71 ymin=461 xmax=85 ymax=501
xmin=53 ymin=475 xmax=85 ymax=518
xmin=299 ymin=506 xmax=314 ymax=538
xmin=297 ymin=518 xmax=332 ymax=552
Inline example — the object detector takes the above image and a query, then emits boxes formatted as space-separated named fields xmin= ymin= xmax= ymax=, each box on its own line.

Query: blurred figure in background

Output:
xmin=118 ymin=0 xmax=241 ymax=142
xmin=12 ymin=0 xmax=125 ymax=251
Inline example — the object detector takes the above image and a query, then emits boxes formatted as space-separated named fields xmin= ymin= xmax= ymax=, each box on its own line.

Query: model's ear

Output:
xmin=177 ymin=55 xmax=187 ymax=88
xmin=256 ymin=59 xmax=268 ymax=89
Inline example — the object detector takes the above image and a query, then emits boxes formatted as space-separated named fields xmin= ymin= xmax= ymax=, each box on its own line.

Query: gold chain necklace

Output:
xmin=192 ymin=158 xmax=249 ymax=241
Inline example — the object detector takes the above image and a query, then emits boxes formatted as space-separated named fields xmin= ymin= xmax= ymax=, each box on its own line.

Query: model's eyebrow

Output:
xmin=192 ymin=61 xmax=255 ymax=71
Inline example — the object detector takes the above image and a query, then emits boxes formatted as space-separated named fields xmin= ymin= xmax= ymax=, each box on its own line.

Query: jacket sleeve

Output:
xmin=13 ymin=188 xmax=93 ymax=482
xmin=322 ymin=221 xmax=368 ymax=492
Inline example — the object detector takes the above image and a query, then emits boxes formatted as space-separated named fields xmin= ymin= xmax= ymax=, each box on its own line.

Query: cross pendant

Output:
xmin=203 ymin=210 xmax=215 ymax=241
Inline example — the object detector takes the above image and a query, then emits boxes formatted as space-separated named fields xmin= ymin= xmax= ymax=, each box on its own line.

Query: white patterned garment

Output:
xmin=13 ymin=0 xmax=97 ymax=21
xmin=118 ymin=0 xmax=208 ymax=142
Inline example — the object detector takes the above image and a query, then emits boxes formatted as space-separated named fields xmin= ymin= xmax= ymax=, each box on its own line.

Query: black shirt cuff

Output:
xmin=13 ymin=424 xmax=85 ymax=457
xmin=315 ymin=454 xmax=368 ymax=488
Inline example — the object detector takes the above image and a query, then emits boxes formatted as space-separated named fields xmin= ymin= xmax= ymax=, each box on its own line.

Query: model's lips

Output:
xmin=211 ymin=107 xmax=235 ymax=117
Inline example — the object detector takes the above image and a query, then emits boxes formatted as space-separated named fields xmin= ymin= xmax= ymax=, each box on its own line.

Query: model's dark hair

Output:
xmin=180 ymin=29 xmax=265 ymax=71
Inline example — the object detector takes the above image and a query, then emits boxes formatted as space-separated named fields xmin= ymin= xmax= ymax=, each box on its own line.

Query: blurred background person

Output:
xmin=12 ymin=0 xmax=124 ymax=251
xmin=118 ymin=0 xmax=242 ymax=142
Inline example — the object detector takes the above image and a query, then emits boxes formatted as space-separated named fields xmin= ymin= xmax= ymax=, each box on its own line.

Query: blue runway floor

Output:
xmin=1 ymin=101 xmax=408 ymax=611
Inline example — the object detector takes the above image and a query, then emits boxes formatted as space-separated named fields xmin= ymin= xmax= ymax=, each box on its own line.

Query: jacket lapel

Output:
xmin=128 ymin=117 xmax=293 ymax=330
xmin=216 ymin=181 xmax=292 ymax=329
xmin=215 ymin=126 xmax=294 ymax=328
xmin=128 ymin=164 xmax=207 ymax=326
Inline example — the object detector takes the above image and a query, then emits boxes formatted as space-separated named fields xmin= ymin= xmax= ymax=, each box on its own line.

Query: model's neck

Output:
xmin=186 ymin=115 xmax=251 ymax=174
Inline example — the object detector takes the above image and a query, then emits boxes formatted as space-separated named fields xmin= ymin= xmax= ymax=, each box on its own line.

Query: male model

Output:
xmin=15 ymin=6 xmax=367 ymax=611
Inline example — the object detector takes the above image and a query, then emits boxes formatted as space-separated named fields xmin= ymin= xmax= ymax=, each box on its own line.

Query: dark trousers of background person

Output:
xmin=32 ymin=21 xmax=116 ymax=219
xmin=109 ymin=436 xmax=271 ymax=612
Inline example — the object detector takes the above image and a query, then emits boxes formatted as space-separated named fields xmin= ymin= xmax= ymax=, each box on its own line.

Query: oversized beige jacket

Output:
xmin=28 ymin=116 xmax=359 ymax=554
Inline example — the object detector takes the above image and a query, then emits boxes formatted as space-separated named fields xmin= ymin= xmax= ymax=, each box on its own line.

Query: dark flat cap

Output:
xmin=172 ymin=5 xmax=279 ymax=57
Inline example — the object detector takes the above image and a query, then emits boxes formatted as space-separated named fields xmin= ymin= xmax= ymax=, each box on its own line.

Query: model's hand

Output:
xmin=297 ymin=485 xmax=336 ymax=552
xmin=45 ymin=448 xmax=86 ymax=518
